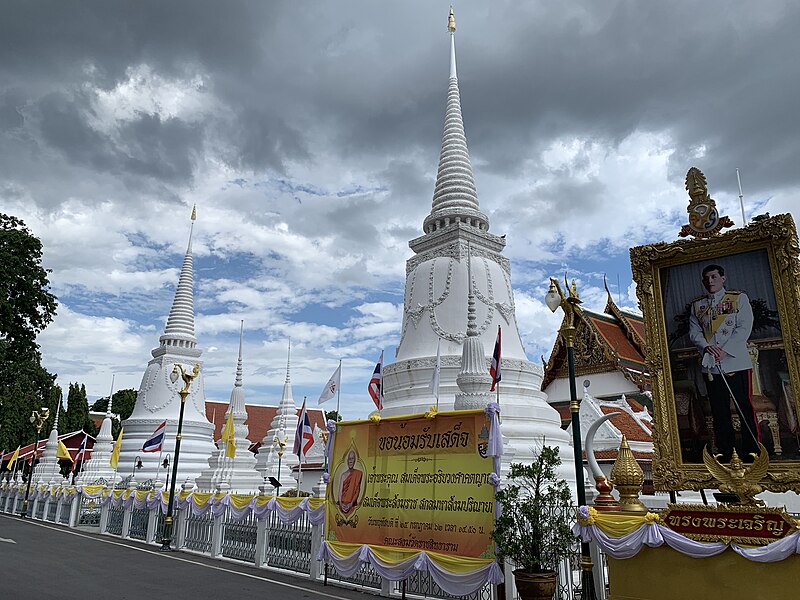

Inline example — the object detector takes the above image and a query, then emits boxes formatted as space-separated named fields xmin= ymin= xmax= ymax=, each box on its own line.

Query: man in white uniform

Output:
xmin=688 ymin=264 xmax=760 ymax=461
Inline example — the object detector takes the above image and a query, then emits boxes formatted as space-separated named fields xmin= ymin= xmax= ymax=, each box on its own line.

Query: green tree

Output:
xmin=0 ymin=213 xmax=58 ymax=352
xmin=324 ymin=410 xmax=342 ymax=422
xmin=0 ymin=213 xmax=58 ymax=452
xmin=64 ymin=382 xmax=97 ymax=437
xmin=91 ymin=388 xmax=137 ymax=439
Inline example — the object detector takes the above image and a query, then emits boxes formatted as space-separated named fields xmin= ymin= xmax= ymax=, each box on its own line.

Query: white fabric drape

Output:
xmin=574 ymin=519 xmax=800 ymax=562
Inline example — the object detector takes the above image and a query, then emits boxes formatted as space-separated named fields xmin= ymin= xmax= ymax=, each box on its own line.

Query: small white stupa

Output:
xmin=117 ymin=207 xmax=215 ymax=483
xmin=195 ymin=323 xmax=262 ymax=493
xmin=75 ymin=377 xmax=120 ymax=486
xmin=254 ymin=342 xmax=299 ymax=491
xmin=33 ymin=397 xmax=66 ymax=485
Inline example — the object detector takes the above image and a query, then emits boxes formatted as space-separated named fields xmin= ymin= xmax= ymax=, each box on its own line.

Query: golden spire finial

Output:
xmin=191 ymin=204 xmax=197 ymax=221
xmin=611 ymin=435 xmax=648 ymax=513
xmin=448 ymin=6 xmax=456 ymax=32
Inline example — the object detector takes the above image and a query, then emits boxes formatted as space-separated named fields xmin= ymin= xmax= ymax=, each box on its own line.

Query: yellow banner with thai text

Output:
xmin=325 ymin=410 xmax=495 ymax=559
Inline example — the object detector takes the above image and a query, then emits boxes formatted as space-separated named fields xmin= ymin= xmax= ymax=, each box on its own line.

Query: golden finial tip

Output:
xmin=191 ymin=204 xmax=197 ymax=221
xmin=448 ymin=6 xmax=456 ymax=32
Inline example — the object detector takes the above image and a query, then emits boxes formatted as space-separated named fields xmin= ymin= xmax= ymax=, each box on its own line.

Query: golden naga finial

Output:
xmin=191 ymin=204 xmax=197 ymax=221
xmin=448 ymin=6 xmax=456 ymax=32
xmin=703 ymin=444 xmax=770 ymax=507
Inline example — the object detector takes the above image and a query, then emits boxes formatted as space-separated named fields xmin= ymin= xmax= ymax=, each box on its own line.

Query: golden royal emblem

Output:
xmin=679 ymin=167 xmax=734 ymax=238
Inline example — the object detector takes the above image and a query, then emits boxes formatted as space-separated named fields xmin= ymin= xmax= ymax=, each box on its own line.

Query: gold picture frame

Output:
xmin=631 ymin=213 xmax=800 ymax=492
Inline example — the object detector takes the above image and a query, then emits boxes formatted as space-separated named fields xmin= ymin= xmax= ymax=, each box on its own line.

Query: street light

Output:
xmin=272 ymin=429 xmax=287 ymax=497
xmin=162 ymin=454 xmax=171 ymax=492
xmin=20 ymin=407 xmax=50 ymax=518
xmin=160 ymin=363 xmax=200 ymax=552
xmin=132 ymin=455 xmax=143 ymax=479
xmin=545 ymin=276 xmax=597 ymax=600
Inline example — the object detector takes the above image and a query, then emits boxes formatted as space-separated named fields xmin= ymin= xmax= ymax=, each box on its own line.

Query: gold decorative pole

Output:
xmin=160 ymin=363 xmax=200 ymax=551
xmin=20 ymin=407 xmax=49 ymax=518
xmin=545 ymin=277 xmax=597 ymax=600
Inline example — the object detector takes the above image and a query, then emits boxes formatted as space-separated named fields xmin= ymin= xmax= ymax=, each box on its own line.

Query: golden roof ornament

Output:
xmin=679 ymin=166 xmax=734 ymax=238
xmin=702 ymin=444 xmax=770 ymax=507
xmin=191 ymin=204 xmax=197 ymax=221
xmin=448 ymin=6 xmax=456 ymax=32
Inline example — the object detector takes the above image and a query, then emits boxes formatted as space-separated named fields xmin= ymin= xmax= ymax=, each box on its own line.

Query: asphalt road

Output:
xmin=0 ymin=514 xmax=368 ymax=600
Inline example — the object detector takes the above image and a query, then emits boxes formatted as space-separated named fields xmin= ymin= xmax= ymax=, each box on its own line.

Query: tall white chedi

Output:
xmin=33 ymin=398 xmax=66 ymax=485
xmin=76 ymin=378 xmax=120 ymax=486
xmin=195 ymin=323 xmax=262 ymax=493
xmin=254 ymin=342 xmax=299 ymax=490
xmin=382 ymin=10 xmax=575 ymax=486
xmin=118 ymin=208 xmax=215 ymax=483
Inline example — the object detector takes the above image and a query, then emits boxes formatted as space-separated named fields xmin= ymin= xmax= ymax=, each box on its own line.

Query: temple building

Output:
xmin=117 ymin=209 xmax=216 ymax=483
xmin=542 ymin=284 xmax=651 ymax=427
xmin=381 ymin=11 xmax=575 ymax=485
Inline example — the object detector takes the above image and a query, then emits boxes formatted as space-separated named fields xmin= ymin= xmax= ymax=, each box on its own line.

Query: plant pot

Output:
xmin=512 ymin=569 xmax=558 ymax=600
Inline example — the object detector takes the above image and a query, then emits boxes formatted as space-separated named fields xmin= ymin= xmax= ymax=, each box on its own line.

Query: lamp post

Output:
xmin=20 ymin=407 xmax=49 ymax=518
xmin=545 ymin=276 xmax=597 ymax=600
xmin=160 ymin=363 xmax=200 ymax=551
xmin=272 ymin=430 xmax=287 ymax=497
xmin=162 ymin=454 xmax=171 ymax=492
xmin=132 ymin=455 xmax=143 ymax=481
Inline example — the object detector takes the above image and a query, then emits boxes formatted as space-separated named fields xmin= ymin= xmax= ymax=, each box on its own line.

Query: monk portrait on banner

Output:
xmin=338 ymin=449 xmax=363 ymax=515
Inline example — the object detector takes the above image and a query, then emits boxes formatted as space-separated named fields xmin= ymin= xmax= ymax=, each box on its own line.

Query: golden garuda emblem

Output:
xmin=702 ymin=444 xmax=770 ymax=507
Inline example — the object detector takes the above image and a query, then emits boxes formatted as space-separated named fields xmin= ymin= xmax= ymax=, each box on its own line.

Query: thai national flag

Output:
xmin=72 ymin=433 xmax=89 ymax=474
xmin=490 ymin=326 xmax=502 ymax=392
xmin=142 ymin=420 xmax=167 ymax=453
xmin=368 ymin=351 xmax=384 ymax=411
xmin=293 ymin=398 xmax=314 ymax=462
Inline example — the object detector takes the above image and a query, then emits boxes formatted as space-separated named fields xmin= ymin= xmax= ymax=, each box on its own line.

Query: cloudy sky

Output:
xmin=2 ymin=1 xmax=798 ymax=419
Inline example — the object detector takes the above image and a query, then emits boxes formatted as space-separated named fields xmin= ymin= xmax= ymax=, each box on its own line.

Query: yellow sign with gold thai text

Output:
xmin=325 ymin=410 xmax=495 ymax=559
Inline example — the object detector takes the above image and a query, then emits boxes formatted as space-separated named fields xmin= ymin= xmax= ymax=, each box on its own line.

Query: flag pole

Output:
xmin=297 ymin=396 xmax=306 ymax=493
xmin=336 ymin=359 xmax=342 ymax=417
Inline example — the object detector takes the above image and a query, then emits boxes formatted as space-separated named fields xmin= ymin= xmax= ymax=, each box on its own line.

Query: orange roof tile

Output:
xmin=205 ymin=402 xmax=326 ymax=445
xmin=587 ymin=314 xmax=645 ymax=366
xmin=600 ymin=406 xmax=651 ymax=442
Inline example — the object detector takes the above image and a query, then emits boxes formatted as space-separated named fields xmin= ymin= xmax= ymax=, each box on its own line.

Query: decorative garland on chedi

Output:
xmin=574 ymin=506 xmax=800 ymax=562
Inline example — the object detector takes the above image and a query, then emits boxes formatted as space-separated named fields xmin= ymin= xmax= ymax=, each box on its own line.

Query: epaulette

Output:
xmin=690 ymin=294 xmax=707 ymax=303
xmin=725 ymin=290 xmax=742 ymax=295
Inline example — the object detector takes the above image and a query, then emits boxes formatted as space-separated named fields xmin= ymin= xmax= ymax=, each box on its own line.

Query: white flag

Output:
xmin=429 ymin=338 xmax=441 ymax=401
xmin=318 ymin=364 xmax=341 ymax=405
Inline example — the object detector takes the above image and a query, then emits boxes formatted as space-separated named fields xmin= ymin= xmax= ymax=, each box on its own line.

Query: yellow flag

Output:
xmin=57 ymin=439 xmax=73 ymax=462
xmin=7 ymin=446 xmax=20 ymax=471
xmin=110 ymin=428 xmax=124 ymax=469
xmin=222 ymin=412 xmax=236 ymax=459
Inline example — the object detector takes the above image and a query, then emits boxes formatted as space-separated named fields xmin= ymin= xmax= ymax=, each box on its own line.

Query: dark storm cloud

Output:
xmin=2 ymin=0 xmax=798 ymax=212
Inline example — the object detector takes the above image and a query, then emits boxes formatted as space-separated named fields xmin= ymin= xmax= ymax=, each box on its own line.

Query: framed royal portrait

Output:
xmin=631 ymin=213 xmax=800 ymax=492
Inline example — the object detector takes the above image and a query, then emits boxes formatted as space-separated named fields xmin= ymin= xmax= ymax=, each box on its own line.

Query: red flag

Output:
xmin=293 ymin=398 xmax=314 ymax=462
xmin=72 ymin=433 xmax=89 ymax=474
xmin=490 ymin=326 xmax=502 ymax=392
xmin=368 ymin=351 xmax=384 ymax=411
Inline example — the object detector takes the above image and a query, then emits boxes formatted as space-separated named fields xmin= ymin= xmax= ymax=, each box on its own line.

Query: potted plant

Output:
xmin=492 ymin=446 xmax=574 ymax=600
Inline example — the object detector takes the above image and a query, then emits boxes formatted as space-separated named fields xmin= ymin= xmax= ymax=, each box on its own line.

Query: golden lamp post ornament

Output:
xmin=160 ymin=362 xmax=200 ymax=551
xmin=272 ymin=430 xmax=288 ymax=496
xmin=20 ymin=407 xmax=50 ymax=518
xmin=679 ymin=166 xmax=735 ymax=238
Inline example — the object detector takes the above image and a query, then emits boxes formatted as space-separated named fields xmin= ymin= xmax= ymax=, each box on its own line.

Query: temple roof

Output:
xmin=542 ymin=285 xmax=649 ymax=391
xmin=205 ymin=401 xmax=325 ymax=448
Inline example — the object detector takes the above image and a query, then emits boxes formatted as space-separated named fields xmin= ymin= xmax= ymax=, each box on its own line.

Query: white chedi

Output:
xmin=381 ymin=22 xmax=575 ymax=489
xmin=254 ymin=343 xmax=299 ymax=491
xmin=195 ymin=324 xmax=262 ymax=493
xmin=32 ymin=399 xmax=66 ymax=485
xmin=75 ymin=382 xmax=121 ymax=487
xmin=117 ymin=210 xmax=215 ymax=483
